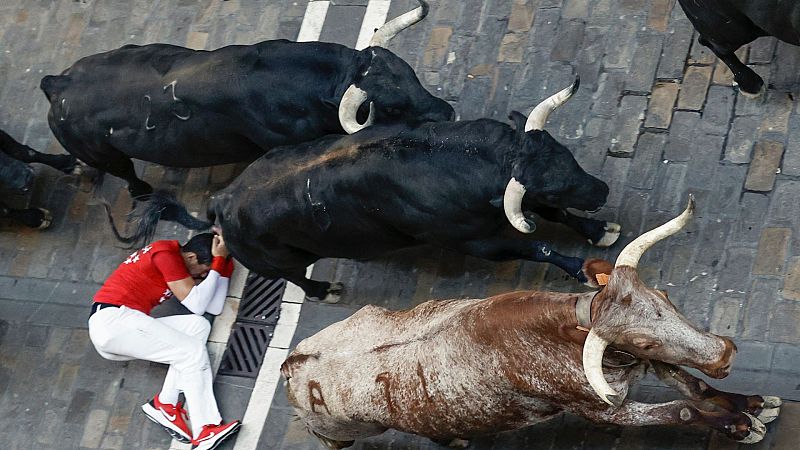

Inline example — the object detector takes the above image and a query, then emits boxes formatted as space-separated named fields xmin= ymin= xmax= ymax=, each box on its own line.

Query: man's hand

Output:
xmin=212 ymin=233 xmax=229 ymax=258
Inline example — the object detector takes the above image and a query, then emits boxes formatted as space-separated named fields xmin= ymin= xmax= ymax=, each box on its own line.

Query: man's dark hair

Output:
xmin=181 ymin=233 xmax=215 ymax=264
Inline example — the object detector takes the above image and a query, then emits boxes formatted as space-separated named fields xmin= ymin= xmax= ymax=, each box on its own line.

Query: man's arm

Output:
xmin=164 ymin=235 xmax=231 ymax=315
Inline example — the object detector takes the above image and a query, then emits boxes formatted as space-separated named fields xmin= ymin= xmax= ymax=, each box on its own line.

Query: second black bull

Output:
xmin=118 ymin=79 xmax=619 ymax=301
xmin=40 ymin=0 xmax=452 ymax=199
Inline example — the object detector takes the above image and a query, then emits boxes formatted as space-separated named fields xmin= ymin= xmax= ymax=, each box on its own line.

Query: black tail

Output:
xmin=102 ymin=190 xmax=213 ymax=246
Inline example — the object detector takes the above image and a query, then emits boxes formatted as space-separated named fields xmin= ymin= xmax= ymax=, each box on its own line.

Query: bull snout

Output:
xmin=699 ymin=337 xmax=737 ymax=379
xmin=575 ymin=178 xmax=609 ymax=212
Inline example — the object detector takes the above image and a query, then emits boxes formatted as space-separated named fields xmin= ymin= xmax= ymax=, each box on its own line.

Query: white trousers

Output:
xmin=88 ymin=305 xmax=222 ymax=436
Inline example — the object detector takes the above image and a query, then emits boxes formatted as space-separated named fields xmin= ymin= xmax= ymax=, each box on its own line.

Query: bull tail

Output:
xmin=40 ymin=74 xmax=70 ymax=102
xmin=102 ymin=190 xmax=213 ymax=246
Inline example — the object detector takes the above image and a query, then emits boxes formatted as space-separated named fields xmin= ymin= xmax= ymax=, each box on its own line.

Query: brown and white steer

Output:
xmin=281 ymin=197 xmax=781 ymax=448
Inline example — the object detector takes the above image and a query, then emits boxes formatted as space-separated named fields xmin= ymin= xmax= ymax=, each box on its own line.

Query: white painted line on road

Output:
xmin=297 ymin=1 xmax=331 ymax=42
xmin=356 ymin=0 xmax=391 ymax=50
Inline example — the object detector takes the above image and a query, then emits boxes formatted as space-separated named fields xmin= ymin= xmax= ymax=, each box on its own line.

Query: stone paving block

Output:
xmin=694 ymin=219 xmax=733 ymax=270
xmin=688 ymin=30 xmax=717 ymax=65
xmin=718 ymin=247 xmax=756 ymax=294
xmin=759 ymin=91 xmax=793 ymax=137
xmin=507 ymin=0 xmax=535 ymax=32
xmin=626 ymin=132 xmax=666 ymax=190
xmin=753 ymin=228 xmax=791 ymax=276
xmin=700 ymin=85 xmax=735 ymax=136
xmin=562 ymin=0 xmax=589 ymax=19
xmin=745 ymin=140 xmax=784 ymax=192
xmin=772 ymin=343 xmax=800 ymax=372
xmin=723 ymin=115 xmax=758 ymax=163
xmin=423 ymin=26 xmax=452 ymax=67
xmin=677 ymin=65 xmax=712 ymax=110
xmin=590 ymin=71 xmax=625 ymax=118
xmin=749 ymin=36 xmax=777 ymax=63
xmin=575 ymin=26 xmax=607 ymax=88
xmin=599 ymin=156 xmax=632 ymax=209
xmin=767 ymin=180 xmax=800 ymax=229
xmin=741 ymin=278 xmax=781 ymax=340
xmin=732 ymin=341 xmax=774 ymax=371
xmin=647 ymin=0 xmax=673 ymax=32
xmin=609 ymin=94 xmax=647 ymax=157
xmin=657 ymin=10 xmax=694 ymax=79
xmin=603 ymin=18 xmax=638 ymax=70
xmin=709 ymin=165 xmax=747 ymax=218
xmin=770 ymin=41 xmax=800 ymax=90
xmin=684 ymin=133 xmax=724 ymax=190
xmin=625 ymin=33 xmax=663 ymax=93
xmin=80 ymin=408 xmax=110 ymax=448
xmin=769 ymin=301 xmax=800 ymax=344
xmin=709 ymin=297 xmax=742 ymax=336
xmin=644 ymin=81 xmax=678 ymax=129
xmin=550 ymin=19 xmax=585 ymax=62
xmin=783 ymin=258 xmax=800 ymax=301
xmin=664 ymin=111 xmax=699 ymax=162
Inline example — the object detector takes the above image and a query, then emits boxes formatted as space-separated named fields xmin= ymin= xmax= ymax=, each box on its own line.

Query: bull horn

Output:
xmin=615 ymin=195 xmax=695 ymax=269
xmin=369 ymin=0 xmax=429 ymax=48
xmin=503 ymin=178 xmax=534 ymax=233
xmin=525 ymin=76 xmax=581 ymax=132
xmin=339 ymin=84 xmax=375 ymax=134
xmin=582 ymin=329 xmax=623 ymax=407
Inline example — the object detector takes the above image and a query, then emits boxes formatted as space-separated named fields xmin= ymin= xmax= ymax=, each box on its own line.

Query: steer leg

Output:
xmin=652 ymin=362 xmax=781 ymax=424
xmin=531 ymin=206 xmax=620 ymax=247
xmin=0 ymin=129 xmax=78 ymax=174
xmin=457 ymin=238 xmax=611 ymax=287
xmin=580 ymin=399 xmax=766 ymax=443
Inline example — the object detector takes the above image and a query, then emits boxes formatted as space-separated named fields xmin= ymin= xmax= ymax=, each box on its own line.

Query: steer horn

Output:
xmin=615 ymin=195 xmax=695 ymax=269
xmin=339 ymin=84 xmax=376 ymax=134
xmin=369 ymin=0 xmax=429 ymax=48
xmin=503 ymin=177 xmax=535 ymax=233
xmin=582 ymin=329 xmax=624 ymax=407
xmin=525 ymin=76 xmax=580 ymax=132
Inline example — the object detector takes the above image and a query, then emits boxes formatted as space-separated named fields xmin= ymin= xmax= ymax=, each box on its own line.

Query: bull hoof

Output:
xmin=588 ymin=222 xmax=621 ymax=247
xmin=756 ymin=396 xmax=782 ymax=424
xmin=735 ymin=76 xmax=766 ymax=99
xmin=736 ymin=413 xmax=765 ymax=444
xmin=35 ymin=209 xmax=53 ymax=230
xmin=310 ymin=429 xmax=354 ymax=449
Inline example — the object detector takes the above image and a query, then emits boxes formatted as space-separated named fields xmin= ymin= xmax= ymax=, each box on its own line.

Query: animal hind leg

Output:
xmin=652 ymin=361 xmax=781 ymax=424
xmin=84 ymin=149 xmax=153 ymax=199
xmin=582 ymin=399 xmax=766 ymax=444
xmin=698 ymin=35 xmax=765 ymax=96
xmin=283 ymin=269 xmax=343 ymax=303
xmin=0 ymin=129 xmax=78 ymax=174
xmin=531 ymin=206 xmax=620 ymax=247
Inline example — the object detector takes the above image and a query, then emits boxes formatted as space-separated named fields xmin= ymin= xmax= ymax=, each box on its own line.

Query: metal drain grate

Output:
xmin=218 ymin=273 xmax=286 ymax=378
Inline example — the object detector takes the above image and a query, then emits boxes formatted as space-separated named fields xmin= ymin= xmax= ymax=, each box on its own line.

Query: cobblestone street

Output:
xmin=0 ymin=0 xmax=799 ymax=449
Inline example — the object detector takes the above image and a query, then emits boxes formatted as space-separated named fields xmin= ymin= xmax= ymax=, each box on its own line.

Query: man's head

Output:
xmin=181 ymin=232 xmax=215 ymax=279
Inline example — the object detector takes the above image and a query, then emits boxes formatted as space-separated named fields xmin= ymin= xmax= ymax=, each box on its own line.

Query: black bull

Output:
xmin=677 ymin=0 xmax=800 ymax=95
xmin=39 ymin=0 xmax=453 ymax=199
xmin=119 ymin=81 xmax=621 ymax=301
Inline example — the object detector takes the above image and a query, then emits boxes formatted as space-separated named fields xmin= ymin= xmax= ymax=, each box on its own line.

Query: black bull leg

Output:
xmin=0 ymin=129 xmax=77 ymax=174
xmin=455 ymin=237 xmax=611 ymax=287
xmin=697 ymin=35 xmax=764 ymax=96
xmin=0 ymin=201 xmax=53 ymax=229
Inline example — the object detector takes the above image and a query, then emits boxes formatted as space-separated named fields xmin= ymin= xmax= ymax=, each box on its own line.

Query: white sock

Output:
xmin=158 ymin=389 xmax=179 ymax=405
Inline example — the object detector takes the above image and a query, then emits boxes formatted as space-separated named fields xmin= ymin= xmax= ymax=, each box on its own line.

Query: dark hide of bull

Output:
xmin=677 ymin=0 xmax=800 ymax=95
xmin=40 ymin=7 xmax=452 ymax=198
xmin=119 ymin=117 xmax=614 ymax=300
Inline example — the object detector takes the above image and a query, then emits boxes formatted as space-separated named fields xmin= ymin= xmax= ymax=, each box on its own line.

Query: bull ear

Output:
xmin=489 ymin=196 xmax=503 ymax=208
xmin=508 ymin=111 xmax=527 ymax=131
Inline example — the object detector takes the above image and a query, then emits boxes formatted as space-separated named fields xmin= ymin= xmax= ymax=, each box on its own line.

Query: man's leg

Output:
xmin=88 ymin=307 xmax=223 ymax=435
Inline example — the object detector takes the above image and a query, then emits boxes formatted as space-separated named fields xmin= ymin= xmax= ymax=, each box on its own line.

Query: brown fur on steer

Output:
xmin=281 ymin=196 xmax=781 ymax=448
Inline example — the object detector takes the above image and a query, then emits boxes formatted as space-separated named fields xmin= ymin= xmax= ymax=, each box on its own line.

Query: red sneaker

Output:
xmin=192 ymin=420 xmax=241 ymax=450
xmin=141 ymin=395 xmax=192 ymax=443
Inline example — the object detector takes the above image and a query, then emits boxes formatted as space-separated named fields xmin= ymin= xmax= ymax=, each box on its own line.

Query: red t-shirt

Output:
xmin=93 ymin=240 xmax=191 ymax=315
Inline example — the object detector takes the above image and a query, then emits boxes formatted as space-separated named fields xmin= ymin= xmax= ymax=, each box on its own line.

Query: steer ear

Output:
xmin=508 ymin=111 xmax=527 ymax=131
xmin=321 ymin=97 xmax=338 ymax=110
